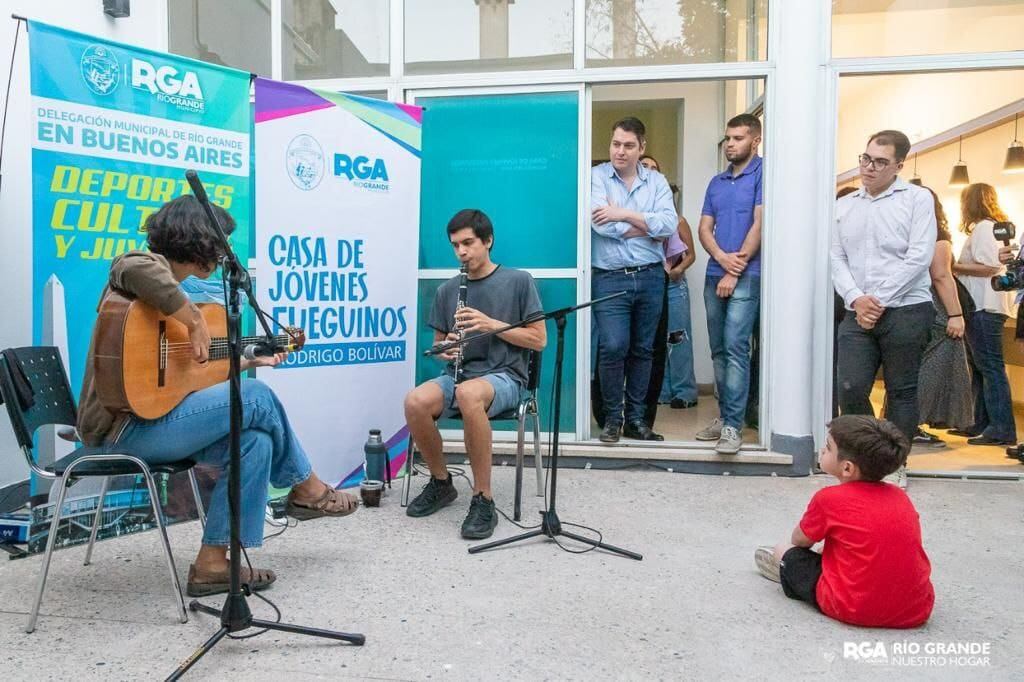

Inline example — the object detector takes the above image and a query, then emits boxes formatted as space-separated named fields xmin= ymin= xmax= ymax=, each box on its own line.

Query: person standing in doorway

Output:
xmin=696 ymin=114 xmax=764 ymax=454
xmin=952 ymin=183 xmax=1018 ymax=447
xmin=832 ymin=130 xmax=936 ymax=486
xmin=591 ymin=118 xmax=678 ymax=443
xmin=639 ymin=155 xmax=699 ymax=414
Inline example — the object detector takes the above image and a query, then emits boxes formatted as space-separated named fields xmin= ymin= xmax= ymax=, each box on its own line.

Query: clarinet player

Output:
xmin=403 ymin=209 xmax=546 ymax=539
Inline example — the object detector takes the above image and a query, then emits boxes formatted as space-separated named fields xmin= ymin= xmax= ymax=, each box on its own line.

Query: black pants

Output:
xmin=836 ymin=302 xmax=934 ymax=441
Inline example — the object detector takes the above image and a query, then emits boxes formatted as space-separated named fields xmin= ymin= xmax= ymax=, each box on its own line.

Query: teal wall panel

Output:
xmin=418 ymin=92 xmax=578 ymax=270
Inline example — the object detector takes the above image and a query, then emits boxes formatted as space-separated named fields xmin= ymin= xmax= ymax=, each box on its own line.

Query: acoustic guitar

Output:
xmin=93 ymin=291 xmax=305 ymax=419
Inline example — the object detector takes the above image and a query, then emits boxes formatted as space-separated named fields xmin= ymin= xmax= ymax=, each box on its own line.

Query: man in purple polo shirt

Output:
xmin=696 ymin=114 xmax=764 ymax=454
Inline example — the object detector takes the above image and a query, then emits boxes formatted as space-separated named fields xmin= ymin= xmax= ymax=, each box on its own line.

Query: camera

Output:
xmin=990 ymin=221 xmax=1023 ymax=291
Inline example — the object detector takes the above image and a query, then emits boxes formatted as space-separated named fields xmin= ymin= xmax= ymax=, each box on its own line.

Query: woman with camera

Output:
xmin=952 ymin=183 xmax=1018 ymax=447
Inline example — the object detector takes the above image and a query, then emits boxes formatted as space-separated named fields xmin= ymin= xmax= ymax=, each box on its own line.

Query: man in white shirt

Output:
xmin=831 ymin=130 xmax=936 ymax=445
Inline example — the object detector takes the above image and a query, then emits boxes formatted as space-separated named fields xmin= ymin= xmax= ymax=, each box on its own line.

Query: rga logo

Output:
xmin=843 ymin=641 xmax=888 ymax=664
xmin=286 ymin=134 xmax=325 ymax=191
xmin=80 ymin=45 xmax=120 ymax=96
xmin=334 ymin=154 xmax=390 ymax=192
xmin=131 ymin=59 xmax=205 ymax=113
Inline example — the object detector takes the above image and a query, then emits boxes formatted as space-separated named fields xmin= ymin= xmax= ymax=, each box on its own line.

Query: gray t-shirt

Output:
xmin=429 ymin=265 xmax=543 ymax=387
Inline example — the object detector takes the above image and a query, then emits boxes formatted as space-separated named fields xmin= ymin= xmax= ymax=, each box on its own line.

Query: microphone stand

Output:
xmin=168 ymin=171 xmax=364 ymax=680
xmin=426 ymin=291 xmax=641 ymax=561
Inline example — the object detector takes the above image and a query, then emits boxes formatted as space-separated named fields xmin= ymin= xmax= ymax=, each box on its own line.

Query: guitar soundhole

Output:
xmin=158 ymin=320 xmax=166 ymax=387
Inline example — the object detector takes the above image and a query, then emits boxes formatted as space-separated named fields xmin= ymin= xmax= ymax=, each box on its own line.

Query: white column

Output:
xmin=476 ymin=0 xmax=513 ymax=60
xmin=762 ymin=0 xmax=829 ymax=466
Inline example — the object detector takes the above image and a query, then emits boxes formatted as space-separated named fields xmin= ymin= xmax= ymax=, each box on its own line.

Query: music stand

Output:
xmin=425 ymin=291 xmax=642 ymax=561
xmin=168 ymin=171 xmax=364 ymax=680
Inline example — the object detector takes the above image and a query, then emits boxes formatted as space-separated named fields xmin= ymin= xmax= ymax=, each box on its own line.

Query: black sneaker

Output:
xmin=670 ymin=398 xmax=698 ymax=409
xmin=461 ymin=493 xmax=498 ymax=539
xmin=406 ymin=474 xmax=458 ymax=518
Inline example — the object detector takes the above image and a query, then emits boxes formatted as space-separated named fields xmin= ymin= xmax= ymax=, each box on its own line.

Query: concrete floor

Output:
xmin=0 ymin=467 xmax=1020 ymax=680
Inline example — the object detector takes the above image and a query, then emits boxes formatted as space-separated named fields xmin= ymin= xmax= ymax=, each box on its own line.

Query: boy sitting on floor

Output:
xmin=754 ymin=415 xmax=934 ymax=628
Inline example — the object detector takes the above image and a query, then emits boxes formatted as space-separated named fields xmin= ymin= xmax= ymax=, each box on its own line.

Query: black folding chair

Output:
xmin=0 ymin=347 xmax=205 ymax=633
xmin=402 ymin=351 xmax=545 ymax=521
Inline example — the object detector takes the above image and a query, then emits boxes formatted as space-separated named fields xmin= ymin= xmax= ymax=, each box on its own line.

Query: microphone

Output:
xmin=185 ymin=169 xmax=209 ymax=204
xmin=243 ymin=340 xmax=295 ymax=360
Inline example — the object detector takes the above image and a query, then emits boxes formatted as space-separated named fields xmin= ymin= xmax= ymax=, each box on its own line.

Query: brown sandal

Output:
xmin=286 ymin=486 xmax=359 ymax=520
xmin=186 ymin=563 xmax=277 ymax=597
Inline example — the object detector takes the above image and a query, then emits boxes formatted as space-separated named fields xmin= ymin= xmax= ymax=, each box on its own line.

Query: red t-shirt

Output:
xmin=799 ymin=481 xmax=934 ymax=628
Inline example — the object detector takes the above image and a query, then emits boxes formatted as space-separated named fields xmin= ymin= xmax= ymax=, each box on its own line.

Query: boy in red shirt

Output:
xmin=755 ymin=415 xmax=934 ymax=628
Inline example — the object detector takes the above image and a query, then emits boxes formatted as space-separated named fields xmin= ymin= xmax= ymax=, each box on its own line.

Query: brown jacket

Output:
xmin=77 ymin=251 xmax=187 ymax=445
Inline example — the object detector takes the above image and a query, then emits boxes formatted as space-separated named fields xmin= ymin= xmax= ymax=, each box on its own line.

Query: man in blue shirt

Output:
xmin=697 ymin=114 xmax=764 ymax=454
xmin=591 ymin=117 xmax=678 ymax=443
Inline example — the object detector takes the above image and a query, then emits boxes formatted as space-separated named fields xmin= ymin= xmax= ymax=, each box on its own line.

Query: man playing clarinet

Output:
xmin=403 ymin=209 xmax=546 ymax=539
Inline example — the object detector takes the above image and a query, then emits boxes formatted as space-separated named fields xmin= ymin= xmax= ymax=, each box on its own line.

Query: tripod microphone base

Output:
xmin=167 ymin=600 xmax=365 ymax=680
xmin=468 ymin=509 xmax=643 ymax=561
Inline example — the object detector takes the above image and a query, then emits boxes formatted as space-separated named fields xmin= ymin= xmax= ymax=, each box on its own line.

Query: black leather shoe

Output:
xmin=947 ymin=428 xmax=980 ymax=437
xmin=623 ymin=422 xmax=664 ymax=441
xmin=967 ymin=435 xmax=1016 ymax=447
xmin=670 ymin=398 xmax=698 ymax=409
xmin=599 ymin=423 xmax=621 ymax=443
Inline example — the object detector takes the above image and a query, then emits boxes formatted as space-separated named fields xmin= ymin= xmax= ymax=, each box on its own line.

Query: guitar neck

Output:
xmin=206 ymin=334 xmax=293 ymax=361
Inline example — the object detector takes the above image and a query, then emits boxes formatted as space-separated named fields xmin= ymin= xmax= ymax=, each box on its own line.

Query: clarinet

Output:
xmin=451 ymin=263 xmax=469 ymax=383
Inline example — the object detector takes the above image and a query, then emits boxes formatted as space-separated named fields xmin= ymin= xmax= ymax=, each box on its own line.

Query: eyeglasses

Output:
xmin=858 ymin=153 xmax=894 ymax=171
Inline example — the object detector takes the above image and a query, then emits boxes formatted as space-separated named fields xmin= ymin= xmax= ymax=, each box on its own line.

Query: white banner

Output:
xmin=254 ymin=79 xmax=422 ymax=487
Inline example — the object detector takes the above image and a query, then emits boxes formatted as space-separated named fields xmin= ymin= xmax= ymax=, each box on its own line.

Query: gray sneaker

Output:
xmin=696 ymin=418 xmax=723 ymax=441
xmin=715 ymin=425 xmax=742 ymax=454
xmin=754 ymin=546 xmax=781 ymax=583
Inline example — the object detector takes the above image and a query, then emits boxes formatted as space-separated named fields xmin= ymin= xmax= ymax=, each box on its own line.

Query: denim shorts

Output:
xmin=429 ymin=372 xmax=524 ymax=419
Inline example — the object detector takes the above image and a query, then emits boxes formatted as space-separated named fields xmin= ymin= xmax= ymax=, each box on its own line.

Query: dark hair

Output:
xmin=727 ymin=113 xmax=762 ymax=137
xmin=867 ymin=129 xmax=911 ymax=163
xmin=612 ymin=117 xmax=646 ymax=145
xmin=836 ymin=186 xmax=858 ymax=199
xmin=144 ymin=195 xmax=235 ymax=269
xmin=446 ymin=208 xmax=494 ymax=250
xmin=639 ymin=154 xmax=660 ymax=170
xmin=827 ymin=415 xmax=909 ymax=482
xmin=921 ymin=186 xmax=951 ymax=242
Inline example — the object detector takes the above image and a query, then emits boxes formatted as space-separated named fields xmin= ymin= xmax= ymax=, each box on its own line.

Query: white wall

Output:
xmin=766 ymin=0 xmax=828 ymax=445
xmin=832 ymin=2 xmax=1024 ymax=60
xmin=837 ymin=70 xmax=1024 ymax=176
xmin=0 ymin=1 xmax=167 ymax=489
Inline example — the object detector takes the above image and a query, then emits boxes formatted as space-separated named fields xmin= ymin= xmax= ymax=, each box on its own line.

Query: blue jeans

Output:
xmin=660 ymin=277 xmax=698 ymax=403
xmin=965 ymin=310 xmax=1017 ymax=441
xmin=114 ymin=379 xmax=313 ymax=548
xmin=592 ymin=265 xmax=665 ymax=426
xmin=704 ymin=273 xmax=761 ymax=429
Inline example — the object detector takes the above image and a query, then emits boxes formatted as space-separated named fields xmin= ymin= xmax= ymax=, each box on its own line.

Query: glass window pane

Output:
xmin=167 ymin=0 xmax=271 ymax=76
xmin=585 ymin=0 xmax=768 ymax=67
xmin=833 ymin=0 xmax=1024 ymax=58
xmin=282 ymin=0 xmax=389 ymax=80
xmin=404 ymin=0 xmax=573 ymax=75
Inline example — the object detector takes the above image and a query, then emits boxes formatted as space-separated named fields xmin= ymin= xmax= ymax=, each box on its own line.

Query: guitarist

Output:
xmin=76 ymin=195 xmax=358 ymax=597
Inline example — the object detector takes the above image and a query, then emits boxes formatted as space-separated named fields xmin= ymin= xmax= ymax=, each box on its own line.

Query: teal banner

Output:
xmin=27 ymin=21 xmax=252 ymax=394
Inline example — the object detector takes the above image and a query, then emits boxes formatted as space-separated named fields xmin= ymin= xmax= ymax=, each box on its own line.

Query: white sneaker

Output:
xmin=754 ymin=546 xmax=781 ymax=583
xmin=883 ymin=465 xmax=908 ymax=489
xmin=715 ymin=425 xmax=742 ymax=454
xmin=696 ymin=417 xmax=723 ymax=441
